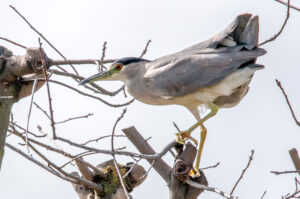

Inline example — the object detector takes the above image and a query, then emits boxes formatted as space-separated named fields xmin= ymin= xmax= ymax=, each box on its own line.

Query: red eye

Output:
xmin=115 ymin=64 xmax=123 ymax=70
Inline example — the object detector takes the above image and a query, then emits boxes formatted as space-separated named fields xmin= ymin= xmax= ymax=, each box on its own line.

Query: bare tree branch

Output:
xmin=56 ymin=135 xmax=176 ymax=160
xmin=25 ymin=73 xmax=38 ymax=152
xmin=5 ymin=142 xmax=77 ymax=183
xmin=33 ymin=102 xmax=51 ymax=120
xmin=55 ymin=113 xmax=93 ymax=125
xmin=185 ymin=179 xmax=238 ymax=199
xmin=49 ymin=69 xmax=125 ymax=96
xmin=271 ymin=170 xmax=300 ymax=175
xmin=276 ymin=79 xmax=300 ymax=127
xmin=122 ymin=126 xmax=172 ymax=183
xmin=201 ymin=162 xmax=220 ymax=170
xmin=260 ymin=190 xmax=267 ymax=199
xmin=140 ymin=40 xmax=151 ymax=58
xmin=9 ymin=127 xmax=107 ymax=178
xmin=38 ymin=39 xmax=57 ymax=139
xmin=0 ymin=36 xmax=26 ymax=49
xmin=82 ymin=134 xmax=125 ymax=146
xmin=99 ymin=41 xmax=107 ymax=71
xmin=230 ymin=150 xmax=254 ymax=194
xmin=259 ymin=0 xmax=290 ymax=46
xmin=47 ymin=79 xmax=135 ymax=107
xmin=275 ymin=0 xmax=300 ymax=12
xmin=110 ymin=109 xmax=131 ymax=199
xmin=9 ymin=5 xmax=80 ymax=75
xmin=289 ymin=148 xmax=300 ymax=177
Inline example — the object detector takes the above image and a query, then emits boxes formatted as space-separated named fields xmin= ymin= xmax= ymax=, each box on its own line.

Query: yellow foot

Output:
xmin=189 ymin=167 xmax=201 ymax=178
xmin=175 ymin=131 xmax=198 ymax=145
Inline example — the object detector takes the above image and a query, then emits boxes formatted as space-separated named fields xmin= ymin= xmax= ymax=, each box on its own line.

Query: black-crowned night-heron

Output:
xmin=80 ymin=14 xmax=266 ymax=176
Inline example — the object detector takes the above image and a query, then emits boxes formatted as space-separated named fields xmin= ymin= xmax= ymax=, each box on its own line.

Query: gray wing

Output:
xmin=145 ymin=48 xmax=265 ymax=97
xmin=149 ymin=13 xmax=260 ymax=70
xmin=144 ymin=13 xmax=266 ymax=97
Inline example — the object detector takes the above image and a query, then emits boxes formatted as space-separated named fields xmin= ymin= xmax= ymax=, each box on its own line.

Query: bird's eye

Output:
xmin=115 ymin=64 xmax=123 ymax=71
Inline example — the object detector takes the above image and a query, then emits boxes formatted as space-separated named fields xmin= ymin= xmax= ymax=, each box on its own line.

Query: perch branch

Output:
xmin=122 ymin=126 xmax=172 ymax=183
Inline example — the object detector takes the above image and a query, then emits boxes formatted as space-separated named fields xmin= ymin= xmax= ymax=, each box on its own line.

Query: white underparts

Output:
xmin=195 ymin=67 xmax=259 ymax=103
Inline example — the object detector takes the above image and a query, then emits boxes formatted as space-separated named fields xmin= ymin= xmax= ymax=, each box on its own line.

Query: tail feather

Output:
xmin=232 ymin=14 xmax=252 ymax=43
xmin=240 ymin=16 xmax=259 ymax=49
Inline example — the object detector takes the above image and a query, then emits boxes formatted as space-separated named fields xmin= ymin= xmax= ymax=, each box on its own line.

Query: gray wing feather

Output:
xmin=145 ymin=13 xmax=266 ymax=97
xmin=145 ymin=48 xmax=265 ymax=97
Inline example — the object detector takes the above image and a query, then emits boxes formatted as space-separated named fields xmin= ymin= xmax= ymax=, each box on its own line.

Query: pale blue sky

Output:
xmin=1 ymin=0 xmax=300 ymax=198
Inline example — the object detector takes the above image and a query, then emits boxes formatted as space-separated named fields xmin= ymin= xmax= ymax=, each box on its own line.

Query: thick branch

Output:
xmin=50 ymin=58 xmax=115 ymax=66
xmin=289 ymin=148 xmax=300 ymax=177
xmin=122 ymin=126 xmax=172 ymax=183
xmin=0 ymin=100 xmax=13 ymax=169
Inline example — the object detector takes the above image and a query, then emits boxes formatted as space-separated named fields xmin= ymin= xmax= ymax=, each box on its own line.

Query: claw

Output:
xmin=176 ymin=131 xmax=198 ymax=145
xmin=189 ymin=168 xmax=201 ymax=178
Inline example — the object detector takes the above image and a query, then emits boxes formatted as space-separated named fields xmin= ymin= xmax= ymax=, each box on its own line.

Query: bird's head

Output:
xmin=79 ymin=57 xmax=149 ymax=85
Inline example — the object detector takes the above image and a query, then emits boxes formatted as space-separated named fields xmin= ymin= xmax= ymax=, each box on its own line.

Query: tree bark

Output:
xmin=123 ymin=126 xmax=208 ymax=199
xmin=0 ymin=99 xmax=13 ymax=169
xmin=0 ymin=45 xmax=46 ymax=169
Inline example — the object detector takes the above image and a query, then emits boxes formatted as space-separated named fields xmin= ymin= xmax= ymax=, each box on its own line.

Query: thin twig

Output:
xmin=123 ymin=158 xmax=142 ymax=179
xmin=173 ymin=122 xmax=181 ymax=132
xmin=260 ymin=191 xmax=267 ymax=199
xmin=9 ymin=123 xmax=47 ymax=138
xmin=259 ymin=0 xmax=291 ymax=46
xmin=38 ymin=39 xmax=57 ymax=139
xmin=82 ymin=134 xmax=125 ymax=146
xmin=275 ymin=0 xmax=300 ymax=12
xmin=59 ymin=151 xmax=96 ymax=169
xmin=9 ymin=5 xmax=80 ymax=75
xmin=276 ymin=79 xmax=300 ymax=126
xmin=140 ymin=160 xmax=155 ymax=180
xmin=284 ymin=190 xmax=300 ymax=199
xmin=186 ymin=179 xmax=239 ymax=199
xmin=230 ymin=150 xmax=254 ymax=194
xmin=0 ymin=36 xmax=26 ymax=49
xmin=271 ymin=170 xmax=300 ymax=175
xmin=50 ymin=58 xmax=115 ymax=66
xmin=24 ymin=138 xmax=103 ymax=193
xmin=47 ymin=79 xmax=135 ymax=108
xmin=49 ymin=69 xmax=124 ymax=96
xmin=111 ymin=109 xmax=131 ymax=199
xmin=140 ymin=40 xmax=151 ymax=58
xmin=99 ymin=41 xmax=107 ymax=71
xmin=25 ymin=73 xmax=39 ymax=153
xmin=296 ymin=177 xmax=300 ymax=190
xmin=201 ymin=162 xmax=220 ymax=170
xmin=57 ymin=135 xmax=176 ymax=160
xmin=55 ymin=113 xmax=93 ymax=124
xmin=0 ymin=96 xmax=13 ymax=99
xmin=5 ymin=142 xmax=77 ymax=184
xmin=10 ymin=127 xmax=106 ymax=178
xmin=23 ymin=78 xmax=133 ymax=107
xmin=33 ymin=102 xmax=51 ymax=119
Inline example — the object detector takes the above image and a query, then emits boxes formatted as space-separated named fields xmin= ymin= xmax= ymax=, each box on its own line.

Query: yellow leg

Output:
xmin=175 ymin=102 xmax=219 ymax=177
xmin=193 ymin=102 xmax=219 ymax=176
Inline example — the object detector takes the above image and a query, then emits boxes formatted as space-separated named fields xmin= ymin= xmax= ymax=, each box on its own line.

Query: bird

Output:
xmin=80 ymin=13 xmax=266 ymax=177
